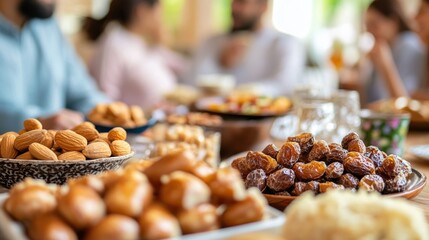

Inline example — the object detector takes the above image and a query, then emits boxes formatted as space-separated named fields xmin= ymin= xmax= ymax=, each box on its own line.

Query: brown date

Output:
xmin=290 ymin=181 xmax=319 ymax=196
xmin=267 ymin=168 xmax=295 ymax=192
xmin=363 ymin=146 xmax=385 ymax=168
xmin=293 ymin=161 xmax=326 ymax=181
xmin=383 ymin=174 xmax=407 ymax=193
xmin=341 ymin=132 xmax=360 ymax=149
xmin=359 ymin=174 xmax=385 ymax=193
xmin=337 ymin=173 xmax=359 ymax=189
xmin=277 ymin=142 xmax=301 ymax=168
xmin=325 ymin=162 xmax=344 ymax=180
xmin=328 ymin=143 xmax=342 ymax=150
xmin=245 ymin=151 xmax=278 ymax=174
xmin=262 ymin=144 xmax=279 ymax=159
xmin=287 ymin=133 xmax=314 ymax=153
xmin=326 ymin=148 xmax=347 ymax=164
xmin=275 ymin=191 xmax=291 ymax=196
xmin=343 ymin=153 xmax=375 ymax=177
xmin=245 ymin=169 xmax=267 ymax=191
xmin=231 ymin=157 xmax=251 ymax=177
xmin=377 ymin=155 xmax=412 ymax=179
xmin=319 ymin=182 xmax=345 ymax=193
xmin=347 ymin=139 xmax=366 ymax=153
xmin=308 ymin=140 xmax=330 ymax=162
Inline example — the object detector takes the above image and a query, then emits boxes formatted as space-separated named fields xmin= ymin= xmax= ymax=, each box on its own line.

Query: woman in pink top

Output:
xmin=84 ymin=0 xmax=184 ymax=109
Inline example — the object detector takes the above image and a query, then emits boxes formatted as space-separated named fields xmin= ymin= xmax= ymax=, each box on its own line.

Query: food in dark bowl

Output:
xmin=231 ymin=132 xmax=426 ymax=209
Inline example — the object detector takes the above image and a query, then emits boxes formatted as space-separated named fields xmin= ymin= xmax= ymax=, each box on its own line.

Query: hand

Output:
xmin=369 ymin=39 xmax=394 ymax=68
xmin=219 ymin=35 xmax=250 ymax=69
xmin=38 ymin=109 xmax=84 ymax=130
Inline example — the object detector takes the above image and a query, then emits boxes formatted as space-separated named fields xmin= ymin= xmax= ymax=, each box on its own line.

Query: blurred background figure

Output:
xmin=186 ymin=0 xmax=306 ymax=96
xmin=413 ymin=0 xmax=429 ymax=100
xmin=362 ymin=0 xmax=426 ymax=104
xmin=86 ymin=0 xmax=186 ymax=110
xmin=0 ymin=0 xmax=106 ymax=133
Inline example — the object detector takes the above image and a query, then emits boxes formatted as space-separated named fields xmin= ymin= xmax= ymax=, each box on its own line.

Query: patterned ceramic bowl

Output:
xmin=360 ymin=110 xmax=410 ymax=156
xmin=0 ymin=152 xmax=134 ymax=189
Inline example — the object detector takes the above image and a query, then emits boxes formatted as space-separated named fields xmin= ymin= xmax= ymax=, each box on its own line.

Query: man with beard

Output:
xmin=0 ymin=0 xmax=106 ymax=132
xmin=187 ymin=0 xmax=306 ymax=96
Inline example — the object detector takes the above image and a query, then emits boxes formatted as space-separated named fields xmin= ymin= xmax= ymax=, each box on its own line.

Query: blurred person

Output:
xmin=86 ymin=0 xmax=185 ymax=110
xmin=0 ymin=0 xmax=106 ymax=133
xmin=187 ymin=0 xmax=306 ymax=96
xmin=413 ymin=0 xmax=429 ymax=100
xmin=363 ymin=0 xmax=426 ymax=104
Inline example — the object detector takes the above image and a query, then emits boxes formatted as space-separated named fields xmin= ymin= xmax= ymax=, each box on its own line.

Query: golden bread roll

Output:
xmin=221 ymin=188 xmax=266 ymax=227
xmin=178 ymin=203 xmax=220 ymax=234
xmin=57 ymin=185 xmax=105 ymax=230
xmin=160 ymin=171 xmax=210 ymax=210
xmin=84 ymin=214 xmax=139 ymax=240
xmin=27 ymin=213 xmax=77 ymax=240
xmin=4 ymin=185 xmax=56 ymax=222
xmin=139 ymin=203 xmax=181 ymax=239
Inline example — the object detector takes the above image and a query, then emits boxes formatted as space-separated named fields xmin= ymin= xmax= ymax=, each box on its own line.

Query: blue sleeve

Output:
xmin=394 ymin=35 xmax=426 ymax=93
xmin=58 ymin=26 xmax=109 ymax=114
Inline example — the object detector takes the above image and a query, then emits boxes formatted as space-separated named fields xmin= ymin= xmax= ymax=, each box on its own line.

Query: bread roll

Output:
xmin=57 ymin=185 xmax=105 ymax=230
xmin=84 ymin=214 xmax=139 ymax=240
xmin=139 ymin=203 xmax=181 ymax=239
xmin=27 ymin=213 xmax=77 ymax=240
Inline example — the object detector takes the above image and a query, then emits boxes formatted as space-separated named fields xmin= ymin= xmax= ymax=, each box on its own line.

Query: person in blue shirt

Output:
xmin=0 ymin=0 xmax=106 ymax=133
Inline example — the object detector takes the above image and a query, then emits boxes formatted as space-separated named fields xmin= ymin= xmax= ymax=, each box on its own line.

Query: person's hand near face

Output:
xmin=38 ymin=109 xmax=84 ymax=130
xmin=219 ymin=34 xmax=251 ymax=69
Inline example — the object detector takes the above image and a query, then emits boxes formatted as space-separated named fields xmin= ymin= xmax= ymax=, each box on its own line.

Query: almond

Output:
xmin=40 ymin=132 xmax=54 ymax=149
xmin=110 ymin=140 xmax=131 ymax=156
xmin=18 ymin=129 xmax=27 ymax=135
xmin=29 ymin=143 xmax=58 ymax=160
xmin=73 ymin=122 xmax=99 ymax=142
xmin=55 ymin=130 xmax=87 ymax=151
xmin=23 ymin=118 xmax=43 ymax=131
xmin=130 ymin=105 xmax=146 ymax=126
xmin=82 ymin=142 xmax=112 ymax=159
xmin=91 ymin=138 xmax=111 ymax=145
xmin=1 ymin=133 xmax=19 ymax=158
xmin=108 ymin=127 xmax=127 ymax=142
xmin=16 ymin=151 xmax=34 ymax=160
xmin=1 ymin=131 xmax=19 ymax=137
xmin=14 ymin=129 xmax=48 ymax=152
xmin=58 ymin=151 xmax=86 ymax=161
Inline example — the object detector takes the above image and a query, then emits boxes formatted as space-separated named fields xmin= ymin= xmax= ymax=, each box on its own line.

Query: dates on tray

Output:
xmin=232 ymin=132 xmax=413 ymax=197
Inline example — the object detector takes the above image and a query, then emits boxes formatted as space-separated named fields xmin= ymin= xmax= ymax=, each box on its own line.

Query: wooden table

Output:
xmin=403 ymin=131 xmax=429 ymax=221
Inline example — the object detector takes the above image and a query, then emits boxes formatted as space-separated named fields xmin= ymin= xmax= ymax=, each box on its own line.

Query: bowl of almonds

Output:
xmin=0 ymin=119 xmax=134 ymax=188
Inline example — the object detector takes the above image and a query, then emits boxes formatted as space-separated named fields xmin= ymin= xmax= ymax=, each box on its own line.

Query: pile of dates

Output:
xmin=231 ymin=132 xmax=412 ymax=196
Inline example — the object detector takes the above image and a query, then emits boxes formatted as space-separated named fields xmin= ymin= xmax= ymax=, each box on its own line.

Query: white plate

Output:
xmin=409 ymin=145 xmax=429 ymax=161
xmin=0 ymin=194 xmax=285 ymax=240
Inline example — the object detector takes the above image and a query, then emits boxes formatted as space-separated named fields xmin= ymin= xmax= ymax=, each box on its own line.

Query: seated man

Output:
xmin=187 ymin=0 xmax=306 ymax=96
xmin=0 ymin=0 xmax=106 ymax=133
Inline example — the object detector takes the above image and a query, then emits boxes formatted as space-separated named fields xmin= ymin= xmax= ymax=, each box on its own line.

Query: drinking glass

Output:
xmin=331 ymin=90 xmax=361 ymax=142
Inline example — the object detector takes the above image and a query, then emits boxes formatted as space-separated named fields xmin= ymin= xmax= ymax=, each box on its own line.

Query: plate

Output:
xmin=195 ymin=96 xmax=291 ymax=119
xmin=92 ymin=117 xmax=157 ymax=134
xmin=409 ymin=145 xmax=429 ymax=161
xmin=0 ymin=194 xmax=285 ymax=240
xmin=221 ymin=153 xmax=427 ymax=210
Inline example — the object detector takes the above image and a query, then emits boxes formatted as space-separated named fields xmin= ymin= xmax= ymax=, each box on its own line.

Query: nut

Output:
xmin=82 ymin=142 xmax=112 ymax=159
xmin=14 ymin=129 xmax=48 ymax=151
xmin=1 ymin=133 xmax=19 ymax=158
xmin=23 ymin=118 xmax=43 ymax=131
xmin=73 ymin=122 xmax=99 ymax=142
xmin=58 ymin=151 xmax=86 ymax=161
xmin=29 ymin=143 xmax=58 ymax=160
xmin=55 ymin=130 xmax=87 ymax=151
xmin=110 ymin=140 xmax=131 ymax=156
xmin=16 ymin=151 xmax=34 ymax=160
xmin=108 ymin=127 xmax=127 ymax=142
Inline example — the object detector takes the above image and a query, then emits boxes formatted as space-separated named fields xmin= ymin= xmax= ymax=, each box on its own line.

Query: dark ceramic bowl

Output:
xmin=0 ymin=152 xmax=134 ymax=189
xmin=92 ymin=118 xmax=158 ymax=134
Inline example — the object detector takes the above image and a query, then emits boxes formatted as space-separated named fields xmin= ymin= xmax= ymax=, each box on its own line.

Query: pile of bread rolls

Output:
xmin=4 ymin=150 xmax=267 ymax=240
